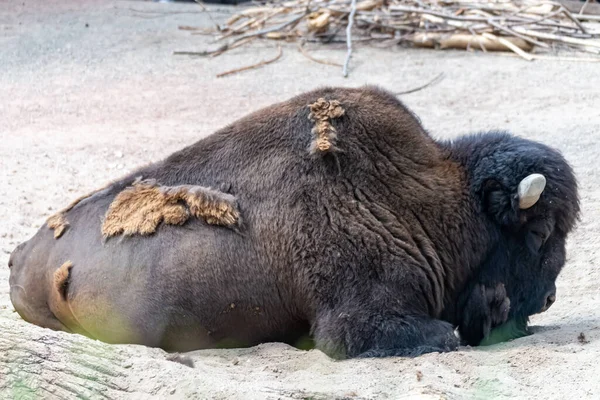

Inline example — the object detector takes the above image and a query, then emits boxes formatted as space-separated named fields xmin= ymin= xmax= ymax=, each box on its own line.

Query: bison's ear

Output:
xmin=482 ymin=179 xmax=520 ymax=227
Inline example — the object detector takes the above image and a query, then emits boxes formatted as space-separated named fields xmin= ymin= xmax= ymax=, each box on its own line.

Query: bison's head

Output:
xmin=447 ymin=131 xmax=580 ymax=343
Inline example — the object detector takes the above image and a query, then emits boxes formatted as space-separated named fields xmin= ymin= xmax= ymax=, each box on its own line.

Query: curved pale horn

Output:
xmin=518 ymin=173 xmax=546 ymax=209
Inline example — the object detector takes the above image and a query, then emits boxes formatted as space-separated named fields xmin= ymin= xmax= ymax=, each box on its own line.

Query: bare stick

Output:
xmin=174 ymin=12 xmax=305 ymax=57
xmin=184 ymin=0 xmax=600 ymax=60
xmin=211 ymin=37 xmax=256 ymax=58
xmin=343 ymin=0 xmax=358 ymax=77
xmin=193 ymin=0 xmax=224 ymax=32
xmin=574 ymin=14 xmax=600 ymax=21
xmin=413 ymin=33 xmax=532 ymax=52
xmin=513 ymin=27 xmax=600 ymax=48
xmin=506 ymin=9 xmax=563 ymax=28
xmin=387 ymin=5 xmax=504 ymax=22
xmin=482 ymin=32 xmax=534 ymax=60
xmin=216 ymin=46 xmax=283 ymax=78
xmin=579 ymin=0 xmax=591 ymax=15
xmin=394 ymin=73 xmax=446 ymax=95
xmin=561 ymin=7 xmax=588 ymax=33
xmin=298 ymin=43 xmax=343 ymax=66
xmin=232 ymin=12 xmax=307 ymax=44
xmin=173 ymin=46 xmax=227 ymax=57
xmin=487 ymin=19 xmax=549 ymax=47
xmin=468 ymin=26 xmax=487 ymax=52
xmin=178 ymin=26 xmax=207 ymax=31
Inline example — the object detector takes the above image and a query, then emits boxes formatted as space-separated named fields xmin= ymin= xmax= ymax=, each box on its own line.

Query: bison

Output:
xmin=8 ymin=86 xmax=579 ymax=359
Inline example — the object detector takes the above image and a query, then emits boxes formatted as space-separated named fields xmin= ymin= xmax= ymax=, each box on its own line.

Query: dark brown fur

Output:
xmin=8 ymin=86 xmax=579 ymax=358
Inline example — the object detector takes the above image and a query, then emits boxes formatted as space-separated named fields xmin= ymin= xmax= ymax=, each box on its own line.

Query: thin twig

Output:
xmin=482 ymin=32 xmax=534 ymax=60
xmin=183 ymin=0 xmax=600 ymax=62
xmin=579 ymin=0 xmax=591 ymax=16
xmin=211 ymin=37 xmax=257 ymax=58
xmin=216 ymin=46 xmax=283 ymax=78
xmin=298 ymin=43 xmax=343 ymax=66
xmin=387 ymin=6 xmax=510 ymax=23
xmin=574 ymin=14 xmax=600 ymax=21
xmin=173 ymin=47 xmax=227 ymax=57
xmin=561 ymin=7 xmax=588 ymax=33
xmin=178 ymin=26 xmax=205 ymax=31
xmin=394 ymin=72 xmax=446 ymax=95
xmin=225 ymin=12 xmax=308 ymax=49
xmin=506 ymin=9 xmax=563 ymax=28
xmin=487 ymin=19 xmax=549 ymax=47
xmin=194 ymin=0 xmax=223 ymax=32
xmin=174 ymin=12 xmax=306 ymax=57
xmin=343 ymin=0 xmax=358 ymax=77
xmin=513 ymin=27 xmax=600 ymax=48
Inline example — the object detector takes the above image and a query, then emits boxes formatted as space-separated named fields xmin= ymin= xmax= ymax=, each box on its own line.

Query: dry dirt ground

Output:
xmin=1 ymin=1 xmax=600 ymax=399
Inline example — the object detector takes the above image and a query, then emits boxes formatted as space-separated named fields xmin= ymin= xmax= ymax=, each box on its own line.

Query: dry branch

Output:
xmin=216 ymin=46 xmax=283 ymax=77
xmin=482 ymin=32 xmax=534 ymax=60
xmin=179 ymin=0 xmax=600 ymax=62
xmin=298 ymin=43 xmax=343 ymax=66
xmin=343 ymin=0 xmax=358 ymax=77
xmin=394 ymin=72 xmax=445 ymax=95
xmin=413 ymin=33 xmax=534 ymax=52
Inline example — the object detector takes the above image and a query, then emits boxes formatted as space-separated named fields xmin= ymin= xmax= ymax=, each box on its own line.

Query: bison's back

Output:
xmin=153 ymin=86 xmax=442 ymax=192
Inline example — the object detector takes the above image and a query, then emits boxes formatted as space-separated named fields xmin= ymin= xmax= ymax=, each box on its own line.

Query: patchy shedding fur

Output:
xmin=47 ymin=213 xmax=69 ymax=239
xmin=101 ymin=179 xmax=240 ymax=238
xmin=46 ymin=184 xmax=112 ymax=239
xmin=308 ymin=98 xmax=345 ymax=154
xmin=54 ymin=261 xmax=73 ymax=301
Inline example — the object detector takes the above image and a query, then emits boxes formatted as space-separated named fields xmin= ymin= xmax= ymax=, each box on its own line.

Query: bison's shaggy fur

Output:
xmin=8 ymin=86 xmax=579 ymax=358
xmin=444 ymin=131 xmax=580 ymax=344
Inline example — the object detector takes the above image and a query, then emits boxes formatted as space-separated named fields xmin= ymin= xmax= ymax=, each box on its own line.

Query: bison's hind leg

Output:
xmin=314 ymin=310 xmax=459 ymax=359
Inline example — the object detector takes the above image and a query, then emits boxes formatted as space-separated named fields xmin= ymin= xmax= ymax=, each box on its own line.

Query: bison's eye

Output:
xmin=527 ymin=230 xmax=547 ymax=253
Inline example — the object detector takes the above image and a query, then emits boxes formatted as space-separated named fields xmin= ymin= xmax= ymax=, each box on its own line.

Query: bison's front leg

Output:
xmin=457 ymin=282 xmax=510 ymax=346
xmin=313 ymin=308 xmax=459 ymax=359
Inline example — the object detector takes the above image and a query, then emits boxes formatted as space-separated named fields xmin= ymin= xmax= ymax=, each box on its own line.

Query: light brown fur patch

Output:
xmin=308 ymin=98 xmax=345 ymax=154
xmin=47 ymin=213 xmax=69 ymax=239
xmin=54 ymin=261 xmax=73 ymax=301
xmin=46 ymin=183 xmax=112 ymax=239
xmin=101 ymin=179 xmax=240 ymax=238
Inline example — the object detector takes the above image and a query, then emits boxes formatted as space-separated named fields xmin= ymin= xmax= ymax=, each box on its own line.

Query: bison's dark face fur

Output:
xmin=7 ymin=86 xmax=580 ymax=358
xmin=447 ymin=132 xmax=580 ymax=344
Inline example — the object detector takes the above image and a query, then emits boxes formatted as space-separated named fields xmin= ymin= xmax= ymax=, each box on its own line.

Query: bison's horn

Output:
xmin=518 ymin=173 xmax=546 ymax=209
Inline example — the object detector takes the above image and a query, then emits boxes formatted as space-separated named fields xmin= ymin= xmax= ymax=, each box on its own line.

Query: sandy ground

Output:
xmin=1 ymin=1 xmax=600 ymax=399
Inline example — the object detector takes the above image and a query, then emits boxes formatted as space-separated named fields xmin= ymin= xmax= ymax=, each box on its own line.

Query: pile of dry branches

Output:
xmin=177 ymin=0 xmax=600 ymax=76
